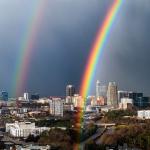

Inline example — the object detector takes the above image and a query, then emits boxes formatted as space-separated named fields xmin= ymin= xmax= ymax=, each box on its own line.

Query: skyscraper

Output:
xmin=49 ymin=98 xmax=63 ymax=117
xmin=107 ymin=82 xmax=118 ymax=107
xmin=96 ymin=80 xmax=107 ymax=98
xmin=96 ymin=81 xmax=107 ymax=105
xmin=96 ymin=80 xmax=100 ymax=98
xmin=24 ymin=93 xmax=29 ymax=101
xmin=99 ymin=85 xmax=108 ymax=98
xmin=66 ymin=85 xmax=75 ymax=97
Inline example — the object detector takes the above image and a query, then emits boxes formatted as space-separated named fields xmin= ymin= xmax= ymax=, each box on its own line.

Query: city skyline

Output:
xmin=0 ymin=1 xmax=150 ymax=150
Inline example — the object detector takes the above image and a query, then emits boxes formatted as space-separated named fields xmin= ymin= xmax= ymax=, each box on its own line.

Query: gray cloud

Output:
xmin=94 ymin=0 xmax=150 ymax=96
xmin=0 ymin=0 xmax=149 ymax=97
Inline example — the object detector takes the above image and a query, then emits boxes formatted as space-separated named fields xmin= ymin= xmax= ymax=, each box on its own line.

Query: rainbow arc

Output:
xmin=80 ymin=0 xmax=123 ymax=99
xmin=76 ymin=0 xmax=123 ymax=149
xmin=12 ymin=1 xmax=47 ymax=96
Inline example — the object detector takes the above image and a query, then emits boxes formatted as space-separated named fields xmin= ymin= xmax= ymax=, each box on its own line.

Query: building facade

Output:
xmin=6 ymin=122 xmax=49 ymax=137
xmin=66 ymin=85 xmax=75 ymax=97
xmin=31 ymin=93 xmax=40 ymax=100
xmin=119 ymin=98 xmax=133 ymax=110
xmin=138 ymin=110 xmax=150 ymax=119
xmin=24 ymin=93 xmax=29 ymax=101
xmin=96 ymin=81 xmax=107 ymax=104
xmin=107 ymin=82 xmax=118 ymax=107
xmin=118 ymin=91 xmax=132 ymax=103
xmin=96 ymin=80 xmax=100 ymax=99
xmin=72 ymin=94 xmax=84 ymax=108
xmin=49 ymin=98 xmax=63 ymax=117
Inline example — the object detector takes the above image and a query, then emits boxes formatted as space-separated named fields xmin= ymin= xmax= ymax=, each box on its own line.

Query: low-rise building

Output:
xmin=63 ymin=103 xmax=74 ymax=111
xmin=72 ymin=94 xmax=84 ymax=108
xmin=6 ymin=121 xmax=49 ymax=137
xmin=96 ymin=96 xmax=106 ymax=106
xmin=119 ymin=98 xmax=133 ymax=110
xmin=137 ymin=110 xmax=150 ymax=119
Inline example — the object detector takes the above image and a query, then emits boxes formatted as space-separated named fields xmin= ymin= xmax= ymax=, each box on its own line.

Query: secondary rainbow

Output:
xmin=80 ymin=0 xmax=123 ymax=99
xmin=12 ymin=1 xmax=47 ymax=96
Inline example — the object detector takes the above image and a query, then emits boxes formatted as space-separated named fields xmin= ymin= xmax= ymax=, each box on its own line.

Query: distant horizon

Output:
xmin=5 ymin=80 xmax=150 ymax=98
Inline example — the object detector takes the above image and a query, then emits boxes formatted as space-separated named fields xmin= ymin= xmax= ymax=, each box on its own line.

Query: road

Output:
xmin=95 ymin=122 xmax=116 ymax=127
xmin=1 ymin=131 xmax=27 ymax=145
xmin=79 ymin=128 xmax=106 ymax=150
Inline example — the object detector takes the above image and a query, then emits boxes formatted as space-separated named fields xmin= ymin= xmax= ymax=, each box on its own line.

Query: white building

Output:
xmin=24 ymin=93 xmax=29 ymax=101
xmin=49 ymin=98 xmax=63 ymax=117
xmin=18 ymin=97 xmax=26 ymax=101
xmin=138 ymin=110 xmax=150 ymax=119
xmin=119 ymin=98 xmax=133 ymax=110
xmin=6 ymin=121 xmax=49 ymax=137
xmin=36 ymin=98 xmax=50 ymax=104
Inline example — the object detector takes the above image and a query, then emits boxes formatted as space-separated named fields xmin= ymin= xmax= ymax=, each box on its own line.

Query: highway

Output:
xmin=79 ymin=128 xmax=106 ymax=150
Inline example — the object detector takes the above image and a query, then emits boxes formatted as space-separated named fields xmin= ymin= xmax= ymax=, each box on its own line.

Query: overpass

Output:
xmin=95 ymin=123 xmax=116 ymax=128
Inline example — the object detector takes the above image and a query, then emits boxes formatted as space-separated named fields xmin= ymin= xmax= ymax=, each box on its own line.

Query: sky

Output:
xmin=0 ymin=0 xmax=150 ymax=97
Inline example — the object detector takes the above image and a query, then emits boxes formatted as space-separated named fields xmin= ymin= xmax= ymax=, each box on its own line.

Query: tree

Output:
xmin=85 ymin=140 xmax=98 ymax=150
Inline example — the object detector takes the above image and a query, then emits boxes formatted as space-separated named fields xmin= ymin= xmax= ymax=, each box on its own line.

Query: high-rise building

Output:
xmin=1 ymin=91 xmax=8 ymax=101
xmin=24 ymin=93 xmax=29 ymax=101
xmin=128 ymin=92 xmax=143 ymax=106
xmin=96 ymin=80 xmax=100 ymax=98
xmin=96 ymin=81 xmax=107 ymax=105
xmin=66 ymin=85 xmax=75 ymax=97
xmin=134 ymin=97 xmax=149 ymax=108
xmin=107 ymin=82 xmax=118 ymax=107
xmin=49 ymin=98 xmax=63 ymax=117
xmin=99 ymin=85 xmax=108 ymax=98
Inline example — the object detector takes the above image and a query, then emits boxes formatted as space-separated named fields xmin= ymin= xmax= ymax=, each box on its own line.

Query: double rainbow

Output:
xmin=10 ymin=0 xmax=123 ymax=149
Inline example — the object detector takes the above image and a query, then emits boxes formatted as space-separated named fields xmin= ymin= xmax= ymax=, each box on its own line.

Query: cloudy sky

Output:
xmin=0 ymin=0 xmax=150 ymax=97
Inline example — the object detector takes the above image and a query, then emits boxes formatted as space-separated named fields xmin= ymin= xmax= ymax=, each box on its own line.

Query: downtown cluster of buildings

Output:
xmin=0 ymin=82 xmax=149 ymax=149
xmin=0 ymin=81 xmax=150 ymax=117
xmin=0 ymin=82 xmax=149 ymax=138
xmin=93 ymin=80 xmax=150 ymax=110
xmin=64 ymin=81 xmax=150 ymax=112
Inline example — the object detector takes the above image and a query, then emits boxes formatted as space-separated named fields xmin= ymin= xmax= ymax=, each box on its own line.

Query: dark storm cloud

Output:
xmin=94 ymin=0 xmax=150 ymax=96
xmin=0 ymin=0 xmax=149 ymax=97
xmin=0 ymin=0 xmax=112 ymax=96
xmin=26 ymin=0 xmax=112 ymax=96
